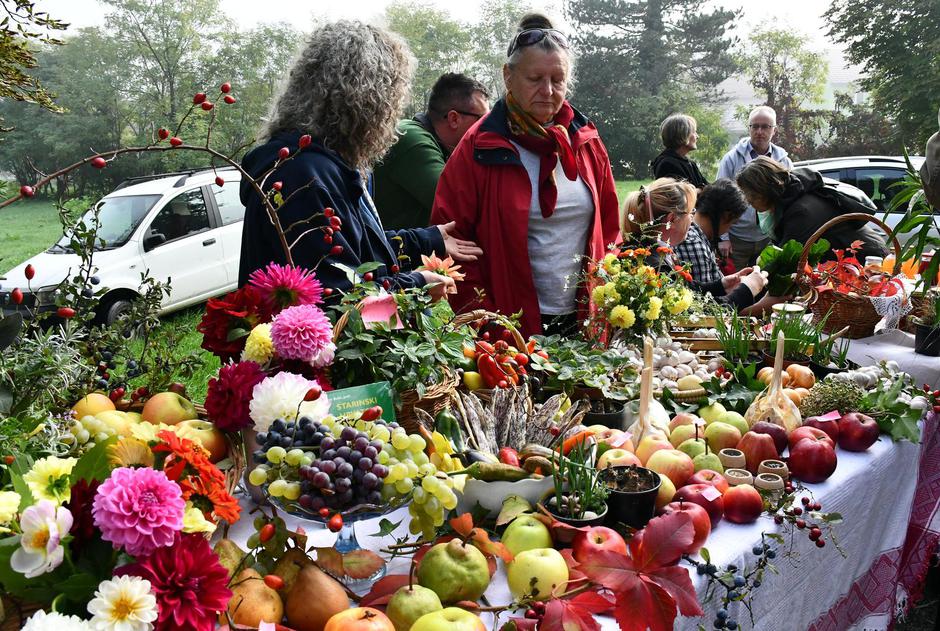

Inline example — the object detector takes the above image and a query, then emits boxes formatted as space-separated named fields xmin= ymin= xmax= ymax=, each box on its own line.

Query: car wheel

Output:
xmin=99 ymin=296 xmax=134 ymax=327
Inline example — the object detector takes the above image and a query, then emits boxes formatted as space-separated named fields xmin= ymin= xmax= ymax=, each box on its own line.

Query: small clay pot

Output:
xmin=754 ymin=472 xmax=785 ymax=501
xmin=719 ymin=448 xmax=746 ymax=470
xmin=758 ymin=459 xmax=790 ymax=480
xmin=723 ymin=468 xmax=753 ymax=486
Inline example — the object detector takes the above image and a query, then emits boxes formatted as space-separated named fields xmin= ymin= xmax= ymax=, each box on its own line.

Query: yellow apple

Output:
xmin=635 ymin=436 xmax=673 ymax=465
xmin=714 ymin=410 xmax=749 ymax=436
xmin=597 ymin=448 xmax=641 ymax=469
xmin=141 ymin=392 xmax=198 ymax=426
xmin=668 ymin=412 xmax=699 ymax=433
xmin=669 ymin=423 xmax=701 ymax=448
xmin=645 ymin=449 xmax=695 ymax=487
xmin=501 ymin=515 xmax=553 ymax=557
xmin=71 ymin=393 xmax=115 ymax=419
xmin=655 ymin=472 xmax=676 ymax=509
xmin=507 ymin=548 xmax=569 ymax=601
xmin=410 ymin=608 xmax=485 ymax=631
xmin=697 ymin=402 xmax=727 ymax=424
xmin=177 ymin=419 xmax=228 ymax=463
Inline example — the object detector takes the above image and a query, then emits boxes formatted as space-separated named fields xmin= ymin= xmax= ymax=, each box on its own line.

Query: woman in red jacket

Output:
xmin=430 ymin=12 xmax=621 ymax=338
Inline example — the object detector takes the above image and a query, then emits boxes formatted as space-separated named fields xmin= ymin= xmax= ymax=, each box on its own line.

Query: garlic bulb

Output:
xmin=744 ymin=331 xmax=802 ymax=434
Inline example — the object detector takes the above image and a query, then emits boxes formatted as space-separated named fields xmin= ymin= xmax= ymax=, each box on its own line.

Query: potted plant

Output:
xmin=712 ymin=304 xmax=761 ymax=365
xmin=913 ymin=290 xmax=940 ymax=356
xmin=810 ymin=332 xmax=853 ymax=378
xmin=764 ymin=311 xmax=828 ymax=368
xmin=544 ymin=441 xmax=608 ymax=527
xmin=599 ymin=465 xmax=662 ymax=530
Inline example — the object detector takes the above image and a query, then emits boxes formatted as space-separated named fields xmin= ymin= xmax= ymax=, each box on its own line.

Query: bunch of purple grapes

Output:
xmin=296 ymin=420 xmax=390 ymax=511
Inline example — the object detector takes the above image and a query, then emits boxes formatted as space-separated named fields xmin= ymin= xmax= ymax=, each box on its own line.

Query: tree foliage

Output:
xmin=564 ymin=0 xmax=740 ymax=177
xmin=815 ymin=92 xmax=903 ymax=158
xmin=825 ymin=0 xmax=940 ymax=147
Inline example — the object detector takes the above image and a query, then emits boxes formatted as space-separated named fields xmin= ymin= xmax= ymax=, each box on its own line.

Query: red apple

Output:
xmin=660 ymin=501 xmax=711 ymax=556
xmin=750 ymin=421 xmax=788 ymax=454
xmin=803 ymin=416 xmax=840 ymax=444
xmin=645 ymin=449 xmax=695 ymax=488
xmin=674 ymin=483 xmax=724 ymax=526
xmin=668 ymin=413 xmax=699 ymax=433
xmin=572 ymin=526 xmax=628 ymax=562
xmin=788 ymin=426 xmax=835 ymax=451
xmin=837 ymin=412 xmax=880 ymax=452
xmin=789 ymin=436 xmax=838 ymax=483
xmin=722 ymin=484 xmax=764 ymax=524
xmin=636 ymin=436 xmax=673 ymax=465
xmin=736 ymin=432 xmax=779 ymax=474
xmin=688 ymin=469 xmax=730 ymax=494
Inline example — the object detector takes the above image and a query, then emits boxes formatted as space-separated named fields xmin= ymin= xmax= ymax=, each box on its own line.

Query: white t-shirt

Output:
xmin=513 ymin=141 xmax=595 ymax=316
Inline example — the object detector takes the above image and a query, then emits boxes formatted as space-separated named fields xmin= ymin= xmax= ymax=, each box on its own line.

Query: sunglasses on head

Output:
xmin=507 ymin=28 xmax=569 ymax=57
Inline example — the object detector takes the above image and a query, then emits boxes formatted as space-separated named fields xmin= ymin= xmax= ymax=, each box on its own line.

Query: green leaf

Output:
xmin=764 ymin=533 xmax=785 ymax=544
xmin=70 ymin=435 xmax=118 ymax=485
xmin=822 ymin=512 xmax=843 ymax=524
xmin=758 ymin=238 xmax=830 ymax=295
xmin=368 ymin=518 xmax=402 ymax=537
xmin=226 ymin=327 xmax=249 ymax=342
xmin=355 ymin=261 xmax=383 ymax=275
xmin=699 ymin=547 xmax=711 ymax=563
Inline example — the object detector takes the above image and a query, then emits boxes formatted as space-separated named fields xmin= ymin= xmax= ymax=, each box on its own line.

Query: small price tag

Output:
xmin=818 ymin=410 xmax=841 ymax=421
xmin=609 ymin=432 xmax=633 ymax=448
xmin=701 ymin=486 xmax=722 ymax=502
xmin=693 ymin=417 xmax=706 ymax=428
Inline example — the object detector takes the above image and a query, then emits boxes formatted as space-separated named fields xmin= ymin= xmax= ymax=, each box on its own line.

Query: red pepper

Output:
xmin=515 ymin=353 xmax=529 ymax=366
xmin=475 ymin=340 xmax=496 ymax=356
xmin=498 ymin=447 xmax=520 ymax=467
xmin=477 ymin=353 xmax=503 ymax=389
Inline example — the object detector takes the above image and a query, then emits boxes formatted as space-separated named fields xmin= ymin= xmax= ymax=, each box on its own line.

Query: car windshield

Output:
xmin=50 ymin=195 xmax=161 ymax=252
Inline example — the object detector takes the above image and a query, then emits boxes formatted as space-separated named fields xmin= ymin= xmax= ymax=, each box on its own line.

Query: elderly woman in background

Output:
xmin=622 ymin=178 xmax=767 ymax=309
xmin=431 ymin=12 xmax=621 ymax=337
xmin=650 ymin=114 xmax=708 ymax=188
xmin=238 ymin=21 xmax=480 ymax=297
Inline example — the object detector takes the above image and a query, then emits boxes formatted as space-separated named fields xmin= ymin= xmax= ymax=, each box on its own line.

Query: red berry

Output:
xmin=135 ymin=386 xmax=149 ymax=397
xmin=549 ymin=426 xmax=561 ymax=436
xmin=109 ymin=387 xmax=125 ymax=402
xmin=327 ymin=514 xmax=343 ymax=533
xmin=801 ymin=497 xmax=810 ymax=506
xmin=361 ymin=406 xmax=383 ymax=421
xmin=263 ymin=574 xmax=284 ymax=590
xmin=57 ymin=307 xmax=76 ymax=319
xmin=815 ymin=539 xmax=826 ymax=548
xmin=170 ymin=137 xmax=183 ymax=147
xmin=201 ymin=101 xmax=214 ymax=111
xmin=158 ymin=128 xmax=170 ymax=139
xmin=809 ymin=527 xmax=822 ymax=540
xmin=10 ymin=288 xmax=23 ymax=305
xmin=323 ymin=235 xmax=333 ymax=244
xmin=24 ymin=264 xmax=35 ymax=280
xmin=391 ymin=264 xmax=400 ymax=273
xmin=220 ymin=82 xmax=232 ymax=93
xmin=304 ymin=385 xmax=322 ymax=402
xmin=278 ymin=147 xmax=290 ymax=160
xmin=812 ymin=502 xmax=821 ymax=511
xmin=272 ymin=181 xmax=283 ymax=191
xmin=774 ymin=515 xmax=784 ymax=524
xmin=193 ymin=92 xmax=207 ymax=104
xmin=91 ymin=156 xmax=107 ymax=169
xmin=364 ymin=272 xmax=374 ymax=282
xmin=793 ymin=507 xmax=802 ymax=516
xmin=323 ymin=207 xmax=334 ymax=218
xmin=482 ymin=332 xmax=490 ymax=340
xmin=3 ymin=455 xmax=13 ymax=465
xmin=323 ymin=288 xmax=333 ymax=296
xmin=318 ymin=507 xmax=330 ymax=518
xmin=525 ymin=609 xmax=538 ymax=619
xmin=796 ymin=519 xmax=806 ymax=529
xmin=382 ymin=279 xmax=391 ymax=290
xmin=329 ymin=216 xmax=342 ymax=229
xmin=299 ymin=134 xmax=312 ymax=148
xmin=324 ymin=227 xmax=334 ymax=236
xmin=259 ymin=523 xmax=275 ymax=542
xmin=330 ymin=245 xmax=343 ymax=255
xmin=19 ymin=185 xmax=33 ymax=197
xmin=215 ymin=176 xmax=225 ymax=187
xmin=223 ymin=95 xmax=236 ymax=104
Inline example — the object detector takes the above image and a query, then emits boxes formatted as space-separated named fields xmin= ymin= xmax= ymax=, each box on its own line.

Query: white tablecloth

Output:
xmin=228 ymin=415 xmax=939 ymax=630
xmin=847 ymin=329 xmax=940 ymax=390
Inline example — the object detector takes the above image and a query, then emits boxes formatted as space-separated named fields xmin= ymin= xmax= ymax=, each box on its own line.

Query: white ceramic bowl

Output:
xmin=457 ymin=476 xmax=556 ymax=517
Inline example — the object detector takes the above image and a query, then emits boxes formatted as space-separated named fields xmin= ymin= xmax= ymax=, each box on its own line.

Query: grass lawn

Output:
xmin=615 ymin=179 xmax=651 ymax=201
xmin=0 ymin=199 xmax=63 ymax=273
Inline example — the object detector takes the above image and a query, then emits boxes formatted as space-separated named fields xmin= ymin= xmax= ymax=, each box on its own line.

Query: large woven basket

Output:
xmin=796 ymin=212 xmax=903 ymax=339
xmin=451 ymin=309 xmax=528 ymax=402
xmin=332 ymin=301 xmax=459 ymax=434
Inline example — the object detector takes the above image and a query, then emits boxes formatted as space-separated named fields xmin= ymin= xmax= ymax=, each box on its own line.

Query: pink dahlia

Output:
xmin=270 ymin=303 xmax=335 ymax=368
xmin=117 ymin=532 xmax=232 ymax=631
xmin=249 ymin=263 xmax=323 ymax=312
xmin=205 ymin=360 xmax=266 ymax=432
xmin=92 ymin=467 xmax=185 ymax=557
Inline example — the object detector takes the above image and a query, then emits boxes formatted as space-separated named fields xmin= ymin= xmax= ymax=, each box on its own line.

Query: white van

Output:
xmin=0 ymin=168 xmax=245 ymax=324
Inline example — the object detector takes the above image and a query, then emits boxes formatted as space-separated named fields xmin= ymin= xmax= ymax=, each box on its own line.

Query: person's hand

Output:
xmin=718 ymin=240 xmax=732 ymax=257
xmin=420 ymin=270 xmax=456 ymax=302
xmin=721 ymin=266 xmax=753 ymax=291
xmin=740 ymin=292 xmax=787 ymax=317
xmin=739 ymin=265 xmax=769 ymax=297
xmin=437 ymin=221 xmax=483 ymax=262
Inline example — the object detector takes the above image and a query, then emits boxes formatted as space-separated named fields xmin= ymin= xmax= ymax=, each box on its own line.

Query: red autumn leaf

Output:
xmin=313 ymin=547 xmax=344 ymax=577
xmin=633 ymin=512 xmax=695 ymax=571
xmin=359 ymin=573 xmax=411 ymax=607
xmin=849 ymin=239 xmax=864 ymax=251
xmin=610 ymin=575 xmax=672 ymax=631
xmin=577 ymin=549 xmax=641 ymax=590
xmin=540 ymin=592 xmax=612 ymax=631
xmin=449 ymin=513 xmax=474 ymax=537
xmin=559 ymin=548 xmax=588 ymax=583
xmin=646 ymin=564 xmax=703 ymax=617
xmin=499 ymin=618 xmax=539 ymax=631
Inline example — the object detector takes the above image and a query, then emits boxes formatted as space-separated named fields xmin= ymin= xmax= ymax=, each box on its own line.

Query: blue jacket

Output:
xmin=718 ymin=137 xmax=792 ymax=242
xmin=238 ymin=131 xmax=445 ymax=292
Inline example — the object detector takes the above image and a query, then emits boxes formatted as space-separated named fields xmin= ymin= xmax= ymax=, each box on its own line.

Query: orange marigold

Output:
xmin=417 ymin=254 xmax=466 ymax=281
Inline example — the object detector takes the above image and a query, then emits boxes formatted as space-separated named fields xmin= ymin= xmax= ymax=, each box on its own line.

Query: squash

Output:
xmin=785 ymin=364 xmax=815 ymax=389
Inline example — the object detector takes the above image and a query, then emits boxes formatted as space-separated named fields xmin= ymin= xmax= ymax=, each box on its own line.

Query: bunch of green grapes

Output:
xmin=60 ymin=415 xmax=116 ymax=454
xmin=407 ymin=473 xmax=459 ymax=538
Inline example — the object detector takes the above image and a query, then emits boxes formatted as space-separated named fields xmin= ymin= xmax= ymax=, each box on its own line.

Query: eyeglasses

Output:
xmin=452 ymin=109 xmax=485 ymax=120
xmin=507 ymin=28 xmax=569 ymax=57
xmin=749 ymin=123 xmax=775 ymax=131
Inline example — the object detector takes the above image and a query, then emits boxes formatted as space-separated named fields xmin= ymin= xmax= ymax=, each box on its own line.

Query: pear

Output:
xmin=213 ymin=539 xmax=246 ymax=579
xmin=285 ymin=564 xmax=350 ymax=631
xmin=225 ymin=568 xmax=283 ymax=627
xmin=417 ymin=539 xmax=490 ymax=604
xmin=271 ymin=547 xmax=311 ymax=593
xmin=386 ymin=583 xmax=443 ymax=631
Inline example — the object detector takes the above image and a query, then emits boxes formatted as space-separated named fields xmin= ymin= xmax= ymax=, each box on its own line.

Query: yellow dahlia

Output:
xmin=241 ymin=322 xmax=275 ymax=364
xmin=24 ymin=456 xmax=77 ymax=504
xmin=609 ymin=305 xmax=636 ymax=329
xmin=182 ymin=501 xmax=217 ymax=535
xmin=642 ymin=296 xmax=662 ymax=321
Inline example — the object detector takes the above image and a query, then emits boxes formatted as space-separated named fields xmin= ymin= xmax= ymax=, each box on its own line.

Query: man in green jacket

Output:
xmin=373 ymin=73 xmax=490 ymax=229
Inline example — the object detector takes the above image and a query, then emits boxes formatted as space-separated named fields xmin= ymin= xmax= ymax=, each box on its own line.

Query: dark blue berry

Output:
xmin=726 ymin=564 xmax=738 ymax=572
xmin=713 ymin=622 xmax=725 ymax=629
xmin=82 ymin=287 xmax=93 ymax=298
xmin=707 ymin=564 xmax=718 ymax=575
xmin=127 ymin=360 xmax=138 ymax=370
xmin=271 ymin=419 xmax=287 ymax=433
xmin=97 ymin=378 xmax=109 ymax=388
xmin=753 ymin=580 xmax=762 ymax=587
xmin=726 ymin=621 xmax=737 ymax=630
xmin=256 ymin=432 xmax=268 ymax=444
xmin=90 ymin=275 xmax=100 ymax=285
xmin=717 ymin=609 xmax=728 ymax=620
xmin=278 ymin=436 xmax=292 ymax=448
xmin=766 ymin=550 xmax=776 ymax=559
xmin=267 ymin=431 xmax=281 ymax=446
xmin=752 ymin=545 xmax=763 ymax=555
xmin=733 ymin=575 xmax=745 ymax=587
xmin=728 ymin=590 xmax=739 ymax=600
xmin=697 ymin=564 xmax=707 ymax=575
xmin=101 ymin=350 xmax=113 ymax=360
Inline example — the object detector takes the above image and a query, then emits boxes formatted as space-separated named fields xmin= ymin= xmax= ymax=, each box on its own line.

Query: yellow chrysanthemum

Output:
xmin=642 ymin=296 xmax=663 ymax=321
xmin=638 ymin=265 xmax=656 ymax=279
xmin=591 ymin=284 xmax=607 ymax=306
xmin=667 ymin=288 xmax=694 ymax=314
xmin=23 ymin=456 xmax=77 ymax=504
xmin=0 ymin=491 xmax=21 ymax=524
xmin=108 ymin=437 xmax=155 ymax=468
xmin=601 ymin=253 xmax=621 ymax=274
xmin=609 ymin=305 xmax=636 ymax=329
xmin=182 ymin=502 xmax=217 ymax=534
xmin=241 ymin=322 xmax=275 ymax=364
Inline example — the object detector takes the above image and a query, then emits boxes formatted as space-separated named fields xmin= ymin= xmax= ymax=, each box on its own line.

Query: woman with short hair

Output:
xmin=650 ymin=114 xmax=708 ymax=188
xmin=238 ymin=21 xmax=480 ymax=297
xmin=431 ymin=12 xmax=621 ymax=337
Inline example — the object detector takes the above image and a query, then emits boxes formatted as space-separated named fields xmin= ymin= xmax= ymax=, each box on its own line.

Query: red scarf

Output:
xmin=506 ymin=92 xmax=579 ymax=218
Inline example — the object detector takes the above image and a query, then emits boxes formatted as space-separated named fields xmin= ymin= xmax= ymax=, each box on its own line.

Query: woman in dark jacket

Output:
xmin=736 ymin=156 xmax=889 ymax=262
xmin=650 ymin=114 xmax=708 ymax=188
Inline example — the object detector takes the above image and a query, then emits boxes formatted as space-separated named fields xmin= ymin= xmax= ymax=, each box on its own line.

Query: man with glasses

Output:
xmin=373 ymin=73 xmax=490 ymax=229
xmin=717 ymin=105 xmax=792 ymax=271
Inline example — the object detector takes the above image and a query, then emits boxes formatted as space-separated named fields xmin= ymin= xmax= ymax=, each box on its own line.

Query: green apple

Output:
xmin=386 ymin=584 xmax=443 ymax=631
xmin=703 ymin=422 xmax=742 ymax=453
xmin=692 ymin=451 xmax=724 ymax=473
xmin=677 ymin=438 xmax=707 ymax=460
xmin=501 ymin=515 xmax=552 ymax=557
xmin=669 ymin=423 xmax=700 ymax=448
xmin=410 ymin=607 xmax=486 ymax=631
xmin=714 ymin=410 xmax=749 ymax=435
xmin=417 ymin=539 xmax=490 ymax=604
xmin=507 ymin=548 xmax=569 ymax=601
xmin=697 ymin=402 xmax=727 ymax=424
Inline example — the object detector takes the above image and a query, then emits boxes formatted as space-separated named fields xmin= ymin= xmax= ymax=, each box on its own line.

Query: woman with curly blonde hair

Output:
xmin=238 ymin=21 xmax=480 ymax=296
xmin=621 ymin=178 xmax=767 ymax=310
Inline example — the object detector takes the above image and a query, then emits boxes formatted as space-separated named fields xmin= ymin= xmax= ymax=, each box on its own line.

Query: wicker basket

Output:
xmin=332 ymin=301 xmax=459 ymax=434
xmin=451 ymin=309 xmax=528 ymax=402
xmin=795 ymin=212 xmax=903 ymax=339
